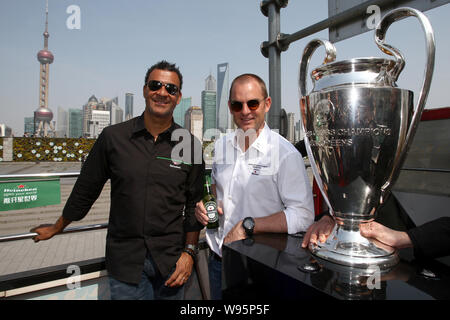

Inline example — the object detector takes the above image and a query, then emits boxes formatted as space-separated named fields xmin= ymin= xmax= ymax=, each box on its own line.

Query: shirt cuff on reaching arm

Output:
xmin=283 ymin=207 xmax=314 ymax=235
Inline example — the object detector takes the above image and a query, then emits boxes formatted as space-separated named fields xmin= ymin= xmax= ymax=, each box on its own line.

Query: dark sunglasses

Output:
xmin=230 ymin=99 xmax=265 ymax=112
xmin=147 ymin=80 xmax=179 ymax=96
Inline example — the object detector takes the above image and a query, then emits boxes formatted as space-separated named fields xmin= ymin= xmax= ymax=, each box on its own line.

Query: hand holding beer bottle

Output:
xmin=195 ymin=175 xmax=222 ymax=229
xmin=203 ymin=175 xmax=219 ymax=229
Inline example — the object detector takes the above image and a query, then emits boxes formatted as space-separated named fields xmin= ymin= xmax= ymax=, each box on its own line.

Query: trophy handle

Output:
xmin=299 ymin=39 xmax=336 ymax=97
xmin=375 ymin=8 xmax=435 ymax=196
xmin=298 ymin=39 xmax=336 ymax=215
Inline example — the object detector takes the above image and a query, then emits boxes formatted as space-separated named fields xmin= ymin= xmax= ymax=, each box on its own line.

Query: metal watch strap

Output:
xmin=185 ymin=244 xmax=198 ymax=255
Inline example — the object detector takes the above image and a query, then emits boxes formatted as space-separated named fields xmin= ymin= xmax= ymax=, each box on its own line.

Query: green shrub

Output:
xmin=13 ymin=138 xmax=96 ymax=162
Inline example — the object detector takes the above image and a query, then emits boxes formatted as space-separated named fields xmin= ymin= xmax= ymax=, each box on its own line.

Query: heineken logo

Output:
xmin=0 ymin=178 xmax=61 ymax=211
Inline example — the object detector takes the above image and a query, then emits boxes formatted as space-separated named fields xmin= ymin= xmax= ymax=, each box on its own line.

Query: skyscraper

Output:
xmin=110 ymin=103 xmax=124 ymax=125
xmin=125 ymin=93 xmax=134 ymax=120
xmin=185 ymin=106 xmax=203 ymax=142
xmin=56 ymin=106 xmax=68 ymax=137
xmin=105 ymin=96 xmax=119 ymax=111
xmin=82 ymin=95 xmax=99 ymax=136
xmin=202 ymin=91 xmax=216 ymax=135
xmin=287 ymin=112 xmax=295 ymax=143
xmin=205 ymin=72 xmax=216 ymax=91
xmin=105 ymin=96 xmax=123 ymax=125
xmin=295 ymin=119 xmax=303 ymax=142
xmin=202 ymin=73 xmax=217 ymax=136
xmin=0 ymin=124 xmax=12 ymax=138
xmin=34 ymin=0 xmax=55 ymax=137
xmin=173 ymin=97 xmax=192 ymax=128
xmin=216 ymin=63 xmax=230 ymax=133
xmin=68 ymin=109 xmax=83 ymax=138
xmin=24 ymin=117 xmax=35 ymax=136
xmin=89 ymin=110 xmax=110 ymax=138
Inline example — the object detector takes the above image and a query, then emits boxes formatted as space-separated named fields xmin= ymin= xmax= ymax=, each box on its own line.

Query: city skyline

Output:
xmin=2 ymin=1 xmax=450 ymax=136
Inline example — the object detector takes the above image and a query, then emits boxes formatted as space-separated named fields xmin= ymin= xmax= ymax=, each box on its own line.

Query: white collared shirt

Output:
xmin=207 ymin=123 xmax=314 ymax=256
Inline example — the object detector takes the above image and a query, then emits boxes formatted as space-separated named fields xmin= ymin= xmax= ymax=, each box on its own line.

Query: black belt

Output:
xmin=211 ymin=250 xmax=222 ymax=262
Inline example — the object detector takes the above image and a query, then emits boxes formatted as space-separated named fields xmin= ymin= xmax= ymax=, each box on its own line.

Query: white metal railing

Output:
xmin=0 ymin=223 xmax=108 ymax=243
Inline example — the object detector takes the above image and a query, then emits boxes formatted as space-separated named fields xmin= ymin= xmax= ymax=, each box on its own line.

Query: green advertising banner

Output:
xmin=0 ymin=178 xmax=61 ymax=211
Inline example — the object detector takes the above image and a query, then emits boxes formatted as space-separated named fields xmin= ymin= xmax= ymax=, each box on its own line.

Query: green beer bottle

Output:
xmin=203 ymin=175 xmax=219 ymax=229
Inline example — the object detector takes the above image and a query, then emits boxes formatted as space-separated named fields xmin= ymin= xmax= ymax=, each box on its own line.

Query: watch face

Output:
xmin=243 ymin=217 xmax=255 ymax=230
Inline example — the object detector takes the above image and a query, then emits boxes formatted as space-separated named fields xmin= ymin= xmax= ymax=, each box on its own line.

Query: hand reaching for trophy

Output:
xmin=302 ymin=213 xmax=450 ymax=260
xmin=301 ymin=215 xmax=411 ymax=251
xmin=301 ymin=214 xmax=334 ymax=248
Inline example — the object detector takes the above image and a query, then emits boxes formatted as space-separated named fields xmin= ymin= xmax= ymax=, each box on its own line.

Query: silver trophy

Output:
xmin=299 ymin=8 xmax=435 ymax=269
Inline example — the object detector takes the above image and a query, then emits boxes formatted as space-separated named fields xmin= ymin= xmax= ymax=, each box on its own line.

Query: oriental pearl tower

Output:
xmin=34 ymin=0 xmax=55 ymax=137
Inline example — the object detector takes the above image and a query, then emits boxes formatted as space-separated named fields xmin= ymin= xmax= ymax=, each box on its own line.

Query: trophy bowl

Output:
xmin=299 ymin=8 xmax=435 ymax=269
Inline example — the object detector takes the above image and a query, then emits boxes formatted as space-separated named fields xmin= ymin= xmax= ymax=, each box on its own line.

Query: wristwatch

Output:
xmin=185 ymin=244 xmax=199 ymax=255
xmin=242 ymin=217 xmax=255 ymax=237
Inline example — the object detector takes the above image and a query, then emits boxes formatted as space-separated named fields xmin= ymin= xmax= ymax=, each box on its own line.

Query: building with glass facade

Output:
xmin=201 ymin=73 xmax=217 ymax=137
xmin=68 ymin=109 xmax=83 ymax=138
xmin=216 ymin=63 xmax=230 ymax=133
xmin=173 ymin=97 xmax=192 ymax=128
xmin=202 ymin=91 xmax=216 ymax=136
xmin=205 ymin=73 xmax=216 ymax=91
xmin=125 ymin=93 xmax=134 ymax=121
xmin=185 ymin=106 xmax=203 ymax=142
xmin=110 ymin=103 xmax=124 ymax=125
xmin=24 ymin=117 xmax=35 ymax=136
xmin=82 ymin=95 xmax=98 ymax=137
xmin=56 ymin=107 xmax=68 ymax=138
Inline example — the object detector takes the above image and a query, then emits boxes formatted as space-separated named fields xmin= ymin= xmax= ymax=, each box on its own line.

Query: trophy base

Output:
xmin=309 ymin=223 xmax=399 ymax=270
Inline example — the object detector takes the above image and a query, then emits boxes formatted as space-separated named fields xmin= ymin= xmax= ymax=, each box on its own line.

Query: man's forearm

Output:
xmin=54 ymin=215 xmax=72 ymax=233
xmin=253 ymin=211 xmax=288 ymax=234
xmin=185 ymin=231 xmax=200 ymax=246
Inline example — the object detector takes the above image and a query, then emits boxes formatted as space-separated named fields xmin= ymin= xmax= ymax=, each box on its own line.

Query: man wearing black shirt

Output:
xmin=31 ymin=61 xmax=205 ymax=300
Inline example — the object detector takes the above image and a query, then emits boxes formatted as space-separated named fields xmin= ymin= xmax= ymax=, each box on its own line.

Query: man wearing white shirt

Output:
xmin=195 ymin=74 xmax=314 ymax=299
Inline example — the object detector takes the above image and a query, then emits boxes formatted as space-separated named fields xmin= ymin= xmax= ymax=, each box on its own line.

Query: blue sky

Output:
xmin=1 ymin=1 xmax=449 ymax=135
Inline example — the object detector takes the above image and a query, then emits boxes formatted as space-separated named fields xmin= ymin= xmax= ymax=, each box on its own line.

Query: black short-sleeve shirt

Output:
xmin=63 ymin=113 xmax=205 ymax=284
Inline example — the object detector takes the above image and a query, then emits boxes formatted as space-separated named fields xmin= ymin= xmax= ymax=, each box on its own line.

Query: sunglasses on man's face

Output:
xmin=230 ymin=99 xmax=265 ymax=112
xmin=147 ymin=80 xmax=179 ymax=96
